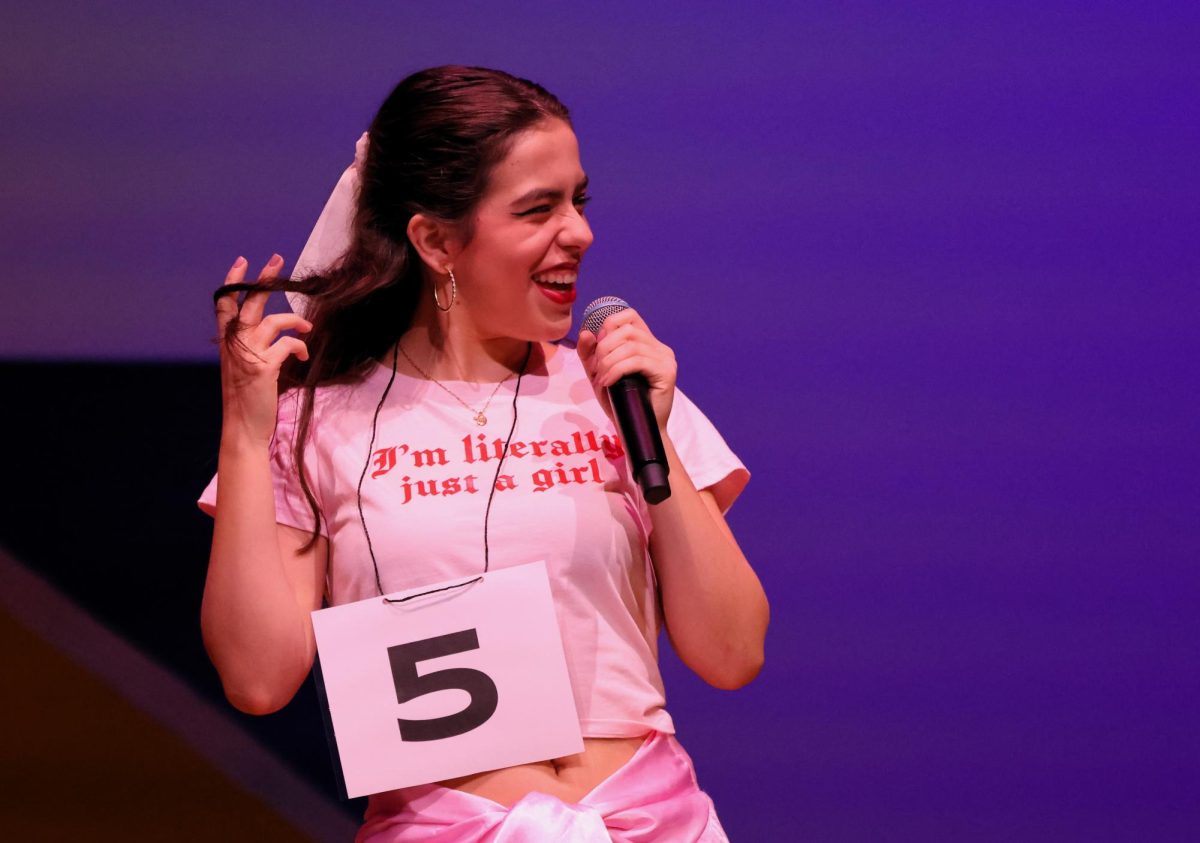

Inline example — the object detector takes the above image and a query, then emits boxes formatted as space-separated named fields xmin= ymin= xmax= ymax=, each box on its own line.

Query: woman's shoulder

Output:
xmin=537 ymin=339 xmax=596 ymax=401
xmin=276 ymin=363 xmax=389 ymax=426
xmin=545 ymin=338 xmax=584 ymax=377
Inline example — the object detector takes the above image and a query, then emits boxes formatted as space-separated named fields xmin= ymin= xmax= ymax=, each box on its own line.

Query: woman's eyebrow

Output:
xmin=511 ymin=187 xmax=563 ymax=206
xmin=509 ymin=176 xmax=590 ymax=207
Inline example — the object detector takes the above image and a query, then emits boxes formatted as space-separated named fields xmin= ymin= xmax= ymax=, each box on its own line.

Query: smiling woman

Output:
xmin=406 ymin=118 xmax=592 ymax=346
xmin=198 ymin=66 xmax=766 ymax=842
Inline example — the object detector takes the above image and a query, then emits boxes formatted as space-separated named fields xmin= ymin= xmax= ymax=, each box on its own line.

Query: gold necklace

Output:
xmin=397 ymin=343 xmax=515 ymax=426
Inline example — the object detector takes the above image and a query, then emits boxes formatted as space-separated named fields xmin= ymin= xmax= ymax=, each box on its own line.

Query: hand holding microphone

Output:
xmin=578 ymin=297 xmax=674 ymax=504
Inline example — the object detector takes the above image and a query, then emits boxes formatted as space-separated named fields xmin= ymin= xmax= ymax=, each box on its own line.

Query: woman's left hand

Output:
xmin=577 ymin=308 xmax=677 ymax=429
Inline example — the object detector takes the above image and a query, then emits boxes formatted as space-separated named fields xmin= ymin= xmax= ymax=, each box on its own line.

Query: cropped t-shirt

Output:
xmin=199 ymin=343 xmax=747 ymax=737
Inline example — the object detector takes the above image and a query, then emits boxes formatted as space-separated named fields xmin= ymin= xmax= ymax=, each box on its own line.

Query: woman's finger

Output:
xmin=593 ymin=321 xmax=643 ymax=359
xmin=594 ymin=326 xmax=669 ymax=376
xmin=215 ymin=256 xmax=248 ymax=333
xmin=576 ymin=330 xmax=599 ymax=377
xmin=595 ymin=307 xmax=645 ymax=342
xmin=595 ymin=336 xmax=673 ymax=379
xmin=596 ymin=347 xmax=659 ymax=387
xmin=238 ymin=254 xmax=285 ymax=326
xmin=262 ymin=336 xmax=310 ymax=368
xmin=249 ymin=312 xmax=313 ymax=348
xmin=598 ymin=355 xmax=669 ymax=390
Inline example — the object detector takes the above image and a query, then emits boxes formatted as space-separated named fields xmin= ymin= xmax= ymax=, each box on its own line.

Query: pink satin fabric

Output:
xmin=356 ymin=732 xmax=728 ymax=842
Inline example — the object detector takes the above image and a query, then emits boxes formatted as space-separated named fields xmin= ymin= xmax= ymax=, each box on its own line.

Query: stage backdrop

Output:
xmin=2 ymin=3 xmax=1197 ymax=840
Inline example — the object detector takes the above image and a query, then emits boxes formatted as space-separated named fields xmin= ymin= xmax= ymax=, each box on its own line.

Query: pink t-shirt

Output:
xmin=200 ymin=344 xmax=747 ymax=737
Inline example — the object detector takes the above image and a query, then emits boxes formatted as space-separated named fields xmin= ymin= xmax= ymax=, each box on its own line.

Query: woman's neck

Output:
xmin=399 ymin=314 xmax=534 ymax=384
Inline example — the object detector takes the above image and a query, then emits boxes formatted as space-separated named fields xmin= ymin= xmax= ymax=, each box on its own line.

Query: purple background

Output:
xmin=3 ymin=2 xmax=1197 ymax=839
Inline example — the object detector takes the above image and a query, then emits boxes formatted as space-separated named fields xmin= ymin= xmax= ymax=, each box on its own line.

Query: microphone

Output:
xmin=581 ymin=297 xmax=671 ymax=504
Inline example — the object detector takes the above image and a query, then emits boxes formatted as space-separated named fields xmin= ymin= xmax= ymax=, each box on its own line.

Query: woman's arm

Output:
xmin=201 ymin=255 xmax=326 ymax=714
xmin=645 ymin=440 xmax=768 ymax=689
xmin=577 ymin=311 xmax=769 ymax=690
xmin=202 ymin=446 xmax=327 ymax=714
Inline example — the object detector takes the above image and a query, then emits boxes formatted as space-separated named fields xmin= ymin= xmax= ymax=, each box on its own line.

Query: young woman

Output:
xmin=200 ymin=66 xmax=767 ymax=841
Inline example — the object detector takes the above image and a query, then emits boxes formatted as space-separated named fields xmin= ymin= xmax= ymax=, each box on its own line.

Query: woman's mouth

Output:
xmin=532 ymin=270 xmax=577 ymax=305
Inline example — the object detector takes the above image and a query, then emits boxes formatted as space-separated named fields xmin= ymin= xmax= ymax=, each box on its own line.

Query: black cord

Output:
xmin=482 ymin=341 xmax=531 ymax=574
xmin=357 ymin=345 xmax=400 ymax=599
xmin=357 ymin=342 xmax=533 ymax=602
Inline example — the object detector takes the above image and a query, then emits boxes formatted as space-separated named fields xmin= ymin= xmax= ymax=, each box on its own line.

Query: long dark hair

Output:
xmin=214 ymin=66 xmax=571 ymax=545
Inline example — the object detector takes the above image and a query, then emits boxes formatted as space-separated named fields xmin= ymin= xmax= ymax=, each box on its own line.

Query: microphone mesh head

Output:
xmin=581 ymin=296 xmax=630 ymax=335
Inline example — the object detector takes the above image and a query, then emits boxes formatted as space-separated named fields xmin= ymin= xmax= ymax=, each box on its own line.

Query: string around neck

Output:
xmin=356 ymin=341 xmax=533 ymax=604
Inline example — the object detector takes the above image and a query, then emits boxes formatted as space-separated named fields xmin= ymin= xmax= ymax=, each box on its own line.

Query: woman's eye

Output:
xmin=514 ymin=195 xmax=591 ymax=218
xmin=515 ymin=204 xmax=553 ymax=217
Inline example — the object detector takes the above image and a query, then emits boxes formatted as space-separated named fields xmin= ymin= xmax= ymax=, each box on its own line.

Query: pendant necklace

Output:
xmin=397 ymin=342 xmax=516 ymax=426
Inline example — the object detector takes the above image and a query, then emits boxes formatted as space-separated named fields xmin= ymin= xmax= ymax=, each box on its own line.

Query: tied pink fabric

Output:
xmin=356 ymin=732 xmax=727 ymax=842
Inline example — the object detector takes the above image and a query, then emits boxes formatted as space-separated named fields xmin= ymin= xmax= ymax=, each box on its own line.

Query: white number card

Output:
xmin=310 ymin=560 xmax=582 ymax=798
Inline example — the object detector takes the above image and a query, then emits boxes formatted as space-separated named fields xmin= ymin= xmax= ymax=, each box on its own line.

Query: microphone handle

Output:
xmin=609 ymin=374 xmax=671 ymax=504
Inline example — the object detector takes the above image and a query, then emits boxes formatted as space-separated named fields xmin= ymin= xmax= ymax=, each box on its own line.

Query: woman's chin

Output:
xmin=547 ymin=315 xmax=574 ymax=341
xmin=526 ymin=309 xmax=573 ymax=342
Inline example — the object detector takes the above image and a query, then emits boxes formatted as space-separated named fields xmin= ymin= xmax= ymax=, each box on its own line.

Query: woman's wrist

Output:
xmin=219 ymin=422 xmax=273 ymax=455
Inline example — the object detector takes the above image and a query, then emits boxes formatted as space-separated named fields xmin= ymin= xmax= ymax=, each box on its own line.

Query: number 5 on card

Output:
xmin=311 ymin=561 xmax=582 ymax=798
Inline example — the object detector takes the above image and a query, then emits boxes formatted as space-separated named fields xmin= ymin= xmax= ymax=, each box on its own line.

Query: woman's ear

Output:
xmin=407 ymin=213 xmax=461 ymax=273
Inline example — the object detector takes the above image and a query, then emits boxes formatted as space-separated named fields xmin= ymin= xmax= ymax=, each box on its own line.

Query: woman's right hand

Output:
xmin=215 ymin=254 xmax=312 ymax=446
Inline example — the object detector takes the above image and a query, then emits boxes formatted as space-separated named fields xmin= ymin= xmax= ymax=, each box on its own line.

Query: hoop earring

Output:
xmin=433 ymin=268 xmax=457 ymax=312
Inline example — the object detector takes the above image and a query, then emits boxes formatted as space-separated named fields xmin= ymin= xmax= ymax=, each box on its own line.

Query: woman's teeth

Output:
xmin=532 ymin=272 xmax=577 ymax=287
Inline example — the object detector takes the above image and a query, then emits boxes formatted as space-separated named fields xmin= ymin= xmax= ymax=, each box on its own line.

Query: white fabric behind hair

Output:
xmin=287 ymin=132 xmax=370 ymax=315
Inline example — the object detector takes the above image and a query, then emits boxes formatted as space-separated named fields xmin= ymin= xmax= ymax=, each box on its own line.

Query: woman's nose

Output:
xmin=560 ymin=207 xmax=594 ymax=252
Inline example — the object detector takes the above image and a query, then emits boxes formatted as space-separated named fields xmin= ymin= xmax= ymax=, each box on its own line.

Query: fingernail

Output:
xmin=232 ymin=256 xmax=246 ymax=268
xmin=269 ymin=254 xmax=283 ymax=267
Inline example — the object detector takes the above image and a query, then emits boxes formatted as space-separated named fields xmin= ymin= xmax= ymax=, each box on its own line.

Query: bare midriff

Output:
xmin=436 ymin=736 xmax=648 ymax=807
